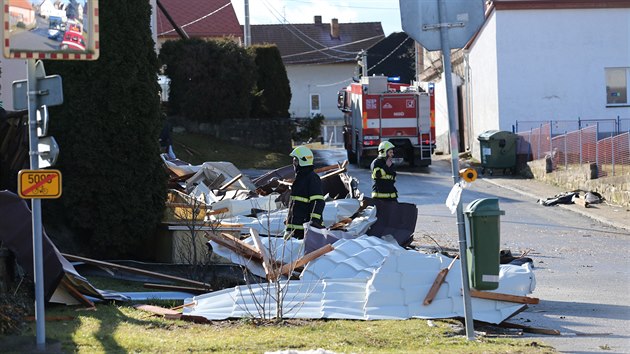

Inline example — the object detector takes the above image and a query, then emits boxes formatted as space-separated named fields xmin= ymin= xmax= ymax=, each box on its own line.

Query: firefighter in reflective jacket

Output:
xmin=285 ymin=146 xmax=325 ymax=239
xmin=370 ymin=141 xmax=397 ymax=201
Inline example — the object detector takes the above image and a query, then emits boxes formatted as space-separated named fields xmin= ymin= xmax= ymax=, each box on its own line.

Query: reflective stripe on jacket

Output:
xmin=286 ymin=166 xmax=325 ymax=230
xmin=370 ymin=157 xmax=397 ymax=199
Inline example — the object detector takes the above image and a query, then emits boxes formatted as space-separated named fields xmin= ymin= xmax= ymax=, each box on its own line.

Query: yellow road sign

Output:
xmin=18 ymin=169 xmax=62 ymax=199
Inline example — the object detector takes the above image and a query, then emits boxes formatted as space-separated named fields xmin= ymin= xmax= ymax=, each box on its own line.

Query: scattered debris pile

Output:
xmin=0 ymin=154 xmax=541 ymax=330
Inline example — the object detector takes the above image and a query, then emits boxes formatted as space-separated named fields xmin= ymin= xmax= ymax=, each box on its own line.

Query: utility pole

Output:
xmin=244 ymin=0 xmax=251 ymax=47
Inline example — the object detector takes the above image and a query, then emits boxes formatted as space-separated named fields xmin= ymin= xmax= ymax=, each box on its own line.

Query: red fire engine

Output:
xmin=337 ymin=76 xmax=435 ymax=168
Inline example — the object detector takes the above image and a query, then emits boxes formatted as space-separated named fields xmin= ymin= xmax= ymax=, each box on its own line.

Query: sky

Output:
xmin=231 ymin=0 xmax=403 ymax=36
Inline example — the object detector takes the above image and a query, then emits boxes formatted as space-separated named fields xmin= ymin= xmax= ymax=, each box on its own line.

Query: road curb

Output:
xmin=482 ymin=178 xmax=630 ymax=232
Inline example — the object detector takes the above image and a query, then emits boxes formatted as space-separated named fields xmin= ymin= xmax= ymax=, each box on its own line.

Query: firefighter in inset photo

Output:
xmin=371 ymin=141 xmax=398 ymax=202
xmin=284 ymin=146 xmax=325 ymax=239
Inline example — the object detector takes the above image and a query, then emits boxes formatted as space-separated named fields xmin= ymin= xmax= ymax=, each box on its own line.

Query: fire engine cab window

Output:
xmin=310 ymin=94 xmax=321 ymax=113
xmin=606 ymin=67 xmax=629 ymax=105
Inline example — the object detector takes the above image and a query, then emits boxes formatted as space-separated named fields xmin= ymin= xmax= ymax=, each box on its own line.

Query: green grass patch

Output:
xmin=171 ymin=132 xmax=292 ymax=169
xmin=5 ymin=303 xmax=554 ymax=353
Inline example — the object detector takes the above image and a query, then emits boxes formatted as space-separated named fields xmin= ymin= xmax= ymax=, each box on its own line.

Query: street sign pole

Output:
xmin=436 ymin=0 xmax=475 ymax=341
xmin=26 ymin=59 xmax=46 ymax=349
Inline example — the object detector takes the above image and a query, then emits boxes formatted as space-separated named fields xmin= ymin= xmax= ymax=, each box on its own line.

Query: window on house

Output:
xmin=310 ymin=94 xmax=321 ymax=113
xmin=606 ymin=67 xmax=629 ymax=105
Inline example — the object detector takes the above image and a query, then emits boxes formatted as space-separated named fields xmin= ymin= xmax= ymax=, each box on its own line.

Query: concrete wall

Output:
xmin=526 ymin=158 xmax=630 ymax=207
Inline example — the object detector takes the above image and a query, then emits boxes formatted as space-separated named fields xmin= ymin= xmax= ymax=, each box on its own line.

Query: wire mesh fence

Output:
xmin=516 ymin=119 xmax=630 ymax=177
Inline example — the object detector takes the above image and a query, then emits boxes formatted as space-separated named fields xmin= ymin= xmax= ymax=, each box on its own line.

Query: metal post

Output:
xmin=595 ymin=122 xmax=599 ymax=174
xmin=244 ymin=0 xmax=251 ymax=47
xmin=438 ymin=0 xmax=475 ymax=341
xmin=564 ymin=131 xmax=567 ymax=171
xmin=537 ymin=124 xmax=541 ymax=160
xmin=611 ymin=131 xmax=615 ymax=177
xmin=27 ymin=59 xmax=46 ymax=349
xmin=579 ymin=126 xmax=583 ymax=165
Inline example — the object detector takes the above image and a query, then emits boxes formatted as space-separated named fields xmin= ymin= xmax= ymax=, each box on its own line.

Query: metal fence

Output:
xmin=516 ymin=119 xmax=630 ymax=178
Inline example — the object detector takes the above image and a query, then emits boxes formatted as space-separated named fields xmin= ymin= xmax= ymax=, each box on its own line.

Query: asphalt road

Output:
xmin=314 ymin=148 xmax=630 ymax=354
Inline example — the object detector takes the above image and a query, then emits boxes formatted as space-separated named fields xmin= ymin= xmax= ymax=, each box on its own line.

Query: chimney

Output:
xmin=314 ymin=16 xmax=322 ymax=25
xmin=330 ymin=18 xmax=339 ymax=38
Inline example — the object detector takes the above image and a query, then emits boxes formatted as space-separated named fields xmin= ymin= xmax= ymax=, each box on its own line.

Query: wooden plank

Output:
xmin=423 ymin=255 xmax=458 ymax=305
xmin=469 ymin=289 xmax=540 ymax=304
xmin=170 ymin=302 xmax=196 ymax=311
xmin=218 ymin=174 xmax=243 ymax=191
xmin=207 ymin=232 xmax=263 ymax=260
xmin=279 ymin=244 xmax=334 ymax=276
xmin=60 ymin=278 xmax=95 ymax=308
xmin=329 ymin=217 xmax=353 ymax=230
xmin=143 ymin=283 xmax=210 ymax=294
xmin=321 ymin=167 xmax=347 ymax=180
xmin=133 ymin=304 xmax=182 ymax=320
xmin=314 ymin=164 xmax=339 ymax=174
xmin=249 ymin=228 xmax=277 ymax=280
xmin=62 ymin=253 xmax=213 ymax=290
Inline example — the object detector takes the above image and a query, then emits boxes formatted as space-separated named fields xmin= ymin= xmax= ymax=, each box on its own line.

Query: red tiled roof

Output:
xmin=11 ymin=0 xmax=33 ymax=10
xmin=157 ymin=0 xmax=242 ymax=40
xmin=251 ymin=21 xmax=384 ymax=65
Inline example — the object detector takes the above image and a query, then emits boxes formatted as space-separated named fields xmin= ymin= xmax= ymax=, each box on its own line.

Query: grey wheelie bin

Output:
xmin=477 ymin=130 xmax=518 ymax=175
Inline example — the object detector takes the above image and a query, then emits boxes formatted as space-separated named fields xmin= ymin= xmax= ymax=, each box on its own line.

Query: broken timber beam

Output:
xmin=134 ymin=304 xmax=182 ymax=320
xmin=249 ymin=228 xmax=277 ymax=280
xmin=143 ymin=283 xmax=210 ymax=294
xmin=321 ymin=167 xmax=347 ymax=180
xmin=62 ymin=253 xmax=213 ymax=290
xmin=314 ymin=164 xmax=339 ymax=174
xmin=469 ymin=289 xmax=540 ymax=304
xmin=218 ymin=174 xmax=243 ymax=191
xmin=423 ymin=255 xmax=458 ymax=305
xmin=279 ymin=244 xmax=334 ymax=276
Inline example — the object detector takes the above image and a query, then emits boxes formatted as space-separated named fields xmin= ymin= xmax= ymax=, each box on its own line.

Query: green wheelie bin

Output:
xmin=464 ymin=198 xmax=505 ymax=290
xmin=477 ymin=130 xmax=518 ymax=175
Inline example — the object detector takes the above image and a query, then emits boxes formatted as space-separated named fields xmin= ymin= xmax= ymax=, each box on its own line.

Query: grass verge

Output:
xmin=171 ymin=132 xmax=292 ymax=169
xmin=4 ymin=300 xmax=554 ymax=353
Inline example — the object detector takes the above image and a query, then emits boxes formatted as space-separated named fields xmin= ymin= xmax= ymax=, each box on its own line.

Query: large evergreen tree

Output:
xmin=44 ymin=1 xmax=166 ymax=259
xmin=249 ymin=45 xmax=291 ymax=119
xmin=159 ymin=38 xmax=257 ymax=122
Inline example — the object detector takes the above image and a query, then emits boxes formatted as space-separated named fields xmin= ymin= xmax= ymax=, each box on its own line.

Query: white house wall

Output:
xmin=468 ymin=12 xmax=499 ymax=160
xmin=432 ymin=71 xmax=462 ymax=154
xmin=286 ymin=63 xmax=354 ymax=120
xmin=494 ymin=8 xmax=630 ymax=131
xmin=467 ymin=7 xmax=630 ymax=161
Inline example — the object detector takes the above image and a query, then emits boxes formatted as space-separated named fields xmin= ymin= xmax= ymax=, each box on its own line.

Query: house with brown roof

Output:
xmin=8 ymin=0 xmax=36 ymax=27
xmin=416 ymin=0 xmax=630 ymax=158
xmin=155 ymin=0 xmax=242 ymax=49
xmin=251 ymin=16 xmax=384 ymax=144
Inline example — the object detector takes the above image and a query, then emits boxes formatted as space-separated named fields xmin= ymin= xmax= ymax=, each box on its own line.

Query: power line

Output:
xmin=158 ymin=2 xmax=232 ymax=36
xmin=261 ymin=0 xmax=359 ymax=56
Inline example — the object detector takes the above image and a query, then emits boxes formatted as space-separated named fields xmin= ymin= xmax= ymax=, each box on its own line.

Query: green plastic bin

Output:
xmin=464 ymin=198 xmax=505 ymax=290
xmin=477 ymin=130 xmax=518 ymax=174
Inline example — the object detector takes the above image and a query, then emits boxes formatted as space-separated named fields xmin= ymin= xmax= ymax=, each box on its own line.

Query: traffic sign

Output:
xmin=18 ymin=169 xmax=62 ymax=199
xmin=12 ymin=75 xmax=64 ymax=111
xmin=399 ymin=0 xmax=485 ymax=51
